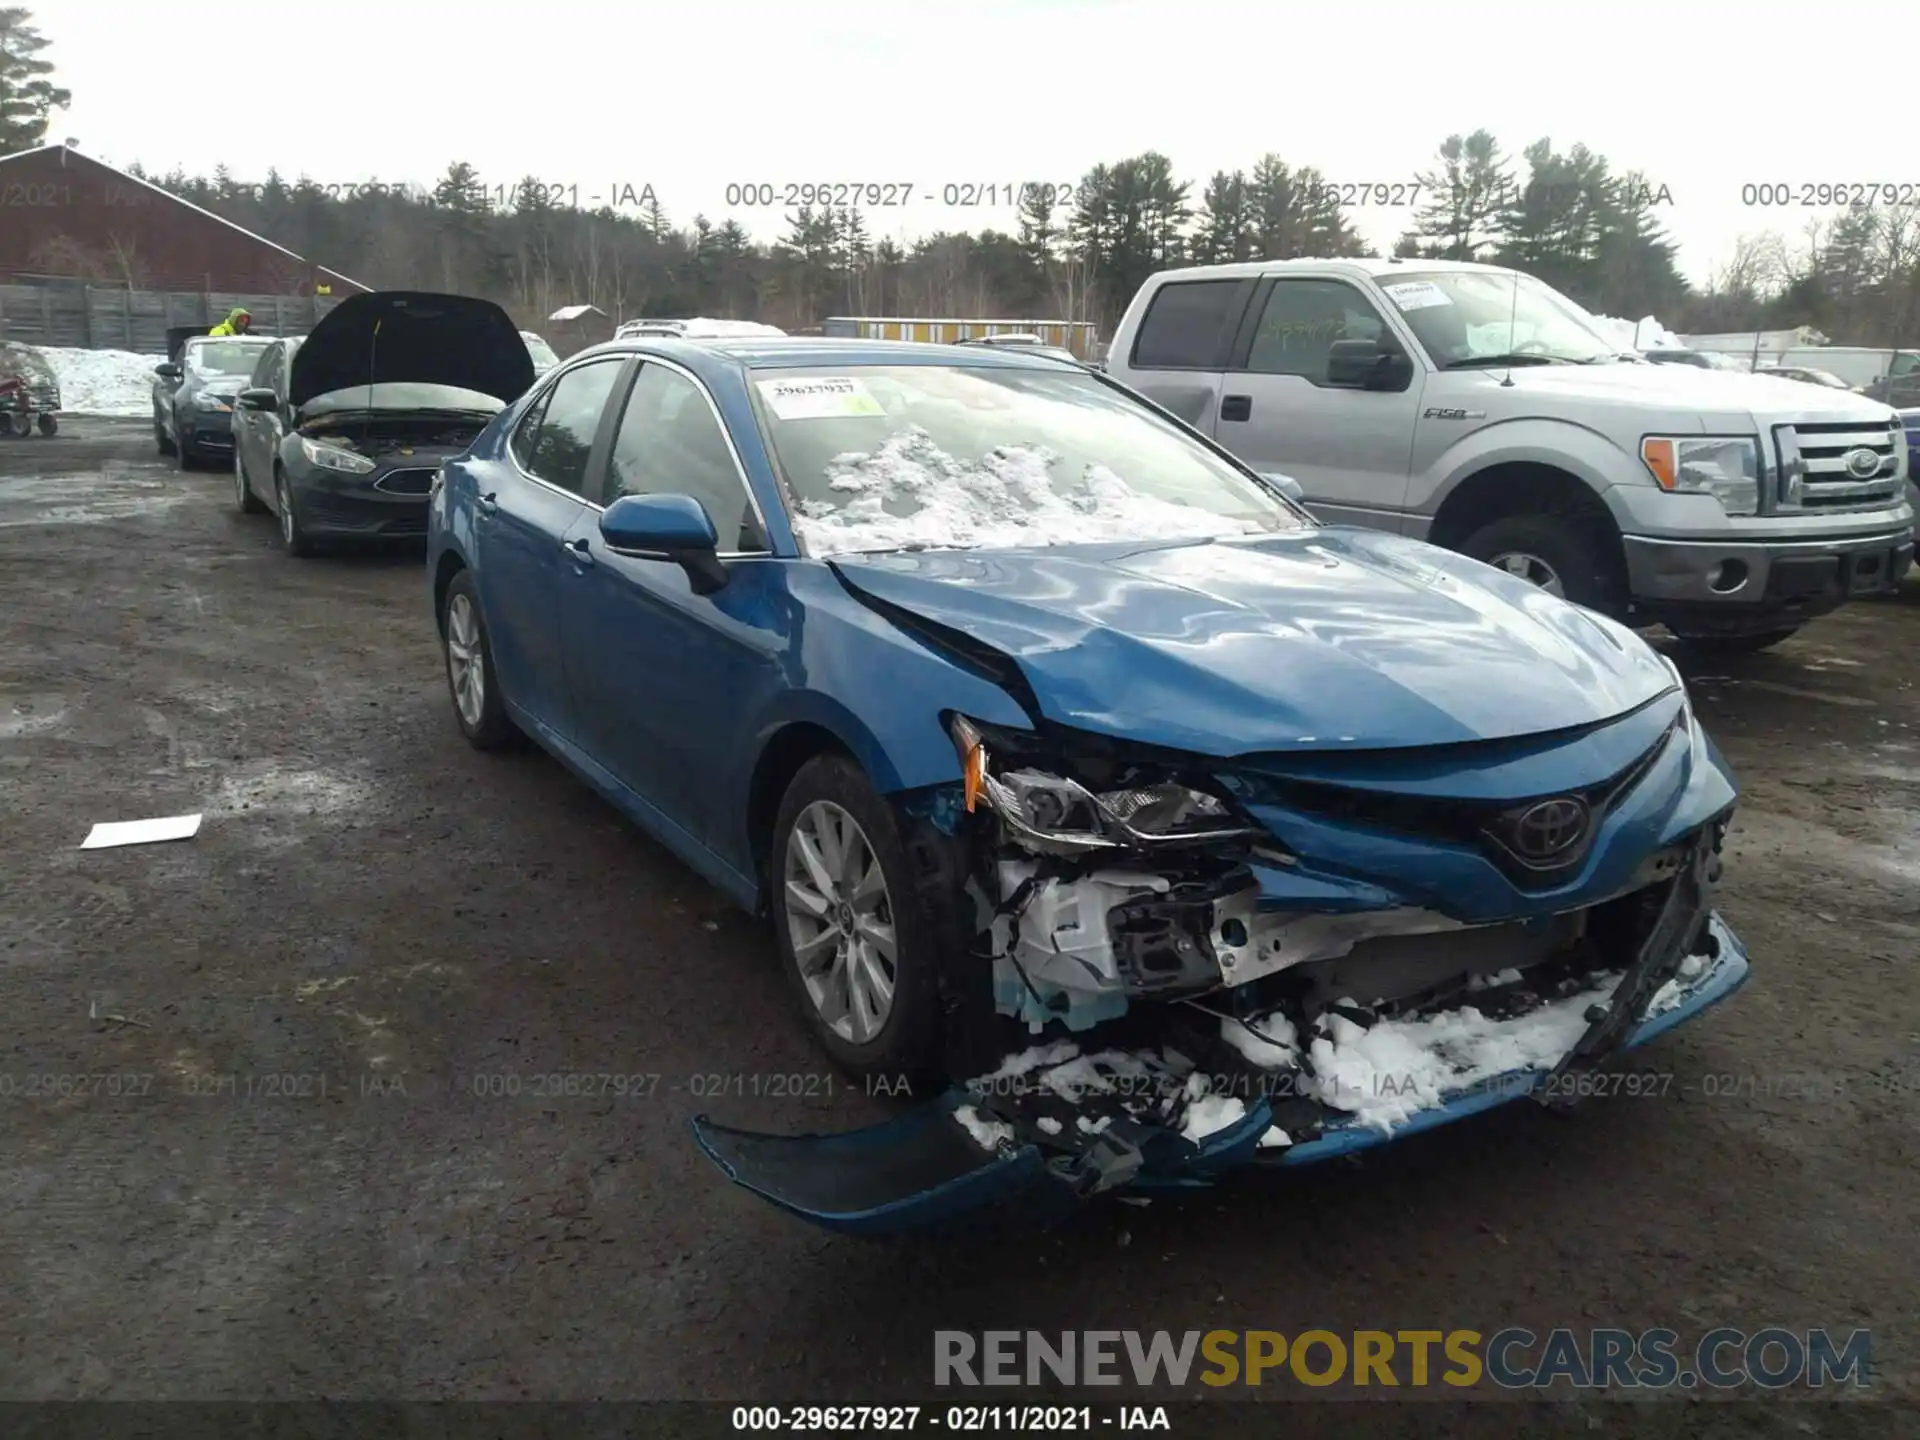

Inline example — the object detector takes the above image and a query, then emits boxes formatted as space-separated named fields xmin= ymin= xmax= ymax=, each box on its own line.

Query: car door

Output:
xmin=559 ymin=358 xmax=782 ymax=857
xmin=1113 ymin=276 xmax=1254 ymax=432
xmin=234 ymin=342 xmax=278 ymax=480
xmin=477 ymin=356 xmax=630 ymax=741
xmin=1215 ymin=275 xmax=1425 ymax=530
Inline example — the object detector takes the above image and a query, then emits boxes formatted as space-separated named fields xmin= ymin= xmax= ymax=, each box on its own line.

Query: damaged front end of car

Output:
xmin=693 ymin=671 xmax=1750 ymax=1236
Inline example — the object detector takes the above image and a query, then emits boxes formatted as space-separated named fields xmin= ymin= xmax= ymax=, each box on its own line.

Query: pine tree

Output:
xmin=1403 ymin=130 xmax=1510 ymax=259
xmin=1195 ymin=170 xmax=1252 ymax=263
xmin=0 ymin=8 xmax=69 ymax=155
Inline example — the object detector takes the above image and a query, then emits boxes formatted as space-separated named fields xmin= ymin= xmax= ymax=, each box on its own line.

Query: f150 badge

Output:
xmin=1423 ymin=406 xmax=1486 ymax=420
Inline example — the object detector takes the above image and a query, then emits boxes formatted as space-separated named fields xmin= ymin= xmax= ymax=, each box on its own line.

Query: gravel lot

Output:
xmin=1 ymin=419 xmax=1915 ymax=1432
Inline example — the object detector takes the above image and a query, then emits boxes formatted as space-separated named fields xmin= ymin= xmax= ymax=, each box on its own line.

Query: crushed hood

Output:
xmin=289 ymin=291 xmax=534 ymax=409
xmin=832 ymin=529 xmax=1675 ymax=755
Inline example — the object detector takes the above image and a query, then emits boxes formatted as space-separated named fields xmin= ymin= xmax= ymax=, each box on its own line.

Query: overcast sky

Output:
xmin=29 ymin=0 xmax=1902 ymax=297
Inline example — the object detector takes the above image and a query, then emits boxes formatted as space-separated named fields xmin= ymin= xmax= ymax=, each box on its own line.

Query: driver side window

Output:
xmin=1241 ymin=279 xmax=1390 ymax=382
xmin=602 ymin=364 xmax=767 ymax=552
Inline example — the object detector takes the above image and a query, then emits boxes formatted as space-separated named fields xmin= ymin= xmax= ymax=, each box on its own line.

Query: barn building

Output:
xmin=0 ymin=143 xmax=366 ymax=296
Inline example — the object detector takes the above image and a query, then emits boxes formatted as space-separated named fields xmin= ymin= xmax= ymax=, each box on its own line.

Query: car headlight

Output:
xmin=1640 ymin=436 xmax=1760 ymax=516
xmin=300 ymin=437 xmax=376 ymax=474
xmin=194 ymin=394 xmax=233 ymax=412
xmin=947 ymin=715 xmax=1258 ymax=852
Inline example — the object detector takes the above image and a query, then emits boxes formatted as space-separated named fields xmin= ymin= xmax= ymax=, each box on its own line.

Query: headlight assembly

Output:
xmin=194 ymin=394 xmax=233 ymax=412
xmin=947 ymin=715 xmax=1258 ymax=853
xmin=1641 ymin=436 xmax=1760 ymax=516
xmin=300 ymin=437 xmax=376 ymax=474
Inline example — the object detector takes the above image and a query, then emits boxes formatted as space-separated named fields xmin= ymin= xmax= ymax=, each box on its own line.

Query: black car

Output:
xmin=153 ymin=333 xmax=273 ymax=467
xmin=0 ymin=340 xmax=62 ymax=437
xmin=230 ymin=291 xmax=534 ymax=556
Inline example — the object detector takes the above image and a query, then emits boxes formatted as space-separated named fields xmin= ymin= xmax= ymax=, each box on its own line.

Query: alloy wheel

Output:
xmin=1489 ymin=550 xmax=1566 ymax=597
xmin=234 ymin=449 xmax=247 ymax=506
xmin=445 ymin=593 xmax=486 ymax=728
xmin=278 ymin=476 xmax=295 ymax=546
xmin=783 ymin=800 xmax=898 ymax=1044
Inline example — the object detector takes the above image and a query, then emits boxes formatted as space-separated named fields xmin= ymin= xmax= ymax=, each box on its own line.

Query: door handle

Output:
xmin=562 ymin=537 xmax=594 ymax=567
xmin=476 ymin=492 xmax=499 ymax=517
xmin=1220 ymin=394 xmax=1252 ymax=422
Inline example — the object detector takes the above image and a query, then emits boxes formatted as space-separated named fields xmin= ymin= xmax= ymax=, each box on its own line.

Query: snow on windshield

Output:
xmin=789 ymin=426 xmax=1270 ymax=556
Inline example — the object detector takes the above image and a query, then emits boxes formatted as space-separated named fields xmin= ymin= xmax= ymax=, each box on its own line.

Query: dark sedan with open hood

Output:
xmin=232 ymin=292 xmax=534 ymax=556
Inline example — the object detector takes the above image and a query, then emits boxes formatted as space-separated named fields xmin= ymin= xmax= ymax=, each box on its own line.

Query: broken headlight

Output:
xmin=947 ymin=715 xmax=1259 ymax=853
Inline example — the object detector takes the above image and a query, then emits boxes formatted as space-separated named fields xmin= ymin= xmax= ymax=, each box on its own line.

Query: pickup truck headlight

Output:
xmin=947 ymin=715 xmax=1259 ymax=853
xmin=1640 ymin=436 xmax=1760 ymax=516
xmin=300 ymin=437 xmax=376 ymax=474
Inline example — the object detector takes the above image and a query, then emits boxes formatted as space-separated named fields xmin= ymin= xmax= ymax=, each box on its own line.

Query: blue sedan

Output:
xmin=427 ymin=338 xmax=1750 ymax=1234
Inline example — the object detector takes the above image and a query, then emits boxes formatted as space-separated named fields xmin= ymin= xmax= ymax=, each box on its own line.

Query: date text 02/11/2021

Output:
xmin=729 ymin=1406 xmax=1171 ymax=1431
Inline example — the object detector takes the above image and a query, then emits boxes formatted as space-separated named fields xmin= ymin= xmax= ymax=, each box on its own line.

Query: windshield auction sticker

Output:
xmin=758 ymin=376 xmax=885 ymax=420
xmin=1382 ymin=280 xmax=1453 ymax=310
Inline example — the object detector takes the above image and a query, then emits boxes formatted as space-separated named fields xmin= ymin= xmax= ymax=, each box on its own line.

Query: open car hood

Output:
xmin=289 ymin=291 xmax=534 ymax=410
xmin=830 ymin=529 xmax=1675 ymax=755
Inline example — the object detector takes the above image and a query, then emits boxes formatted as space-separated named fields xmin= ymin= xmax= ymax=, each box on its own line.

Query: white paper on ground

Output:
xmin=80 ymin=813 xmax=203 ymax=849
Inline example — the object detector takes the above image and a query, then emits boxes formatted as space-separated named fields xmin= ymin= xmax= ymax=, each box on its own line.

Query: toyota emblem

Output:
xmin=1843 ymin=447 xmax=1882 ymax=480
xmin=1508 ymin=797 xmax=1589 ymax=861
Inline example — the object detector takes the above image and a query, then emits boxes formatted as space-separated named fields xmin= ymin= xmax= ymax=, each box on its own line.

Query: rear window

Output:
xmin=1130 ymin=279 xmax=1242 ymax=370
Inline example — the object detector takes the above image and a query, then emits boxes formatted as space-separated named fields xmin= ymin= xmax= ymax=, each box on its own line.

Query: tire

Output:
xmin=770 ymin=754 xmax=942 ymax=1082
xmin=233 ymin=445 xmax=264 ymax=514
xmin=274 ymin=467 xmax=316 ymax=558
xmin=1670 ymin=627 xmax=1800 ymax=655
xmin=2 ymin=412 xmax=28 ymax=438
xmin=36 ymin=414 xmax=56 ymax=437
xmin=155 ymin=410 xmax=176 ymax=456
xmin=174 ymin=412 xmax=200 ymax=469
xmin=439 ymin=570 xmax=518 ymax=750
xmin=1461 ymin=512 xmax=1622 ymax=615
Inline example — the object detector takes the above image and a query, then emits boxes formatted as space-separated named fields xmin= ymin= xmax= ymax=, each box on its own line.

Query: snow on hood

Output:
xmin=793 ymin=427 xmax=1269 ymax=556
xmin=39 ymin=346 xmax=159 ymax=416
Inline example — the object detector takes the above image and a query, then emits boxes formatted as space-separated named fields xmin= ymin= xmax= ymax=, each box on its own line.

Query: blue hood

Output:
xmin=831 ymin=528 xmax=1675 ymax=755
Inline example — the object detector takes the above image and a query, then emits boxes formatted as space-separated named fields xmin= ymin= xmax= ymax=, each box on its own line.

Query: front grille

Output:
xmin=1774 ymin=420 xmax=1903 ymax=510
xmin=373 ymin=468 xmax=436 ymax=496
xmin=1239 ymin=712 xmax=1683 ymax=890
xmin=382 ymin=512 xmax=428 ymax=536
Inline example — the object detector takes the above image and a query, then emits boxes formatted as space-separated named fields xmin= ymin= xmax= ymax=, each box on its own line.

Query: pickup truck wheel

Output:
xmin=771 ymin=755 xmax=941 ymax=1085
xmin=1670 ymin=627 xmax=1800 ymax=655
xmin=1462 ymin=514 xmax=1620 ymax=613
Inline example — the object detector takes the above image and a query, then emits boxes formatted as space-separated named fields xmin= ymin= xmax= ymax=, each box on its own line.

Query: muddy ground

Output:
xmin=0 ymin=419 xmax=1915 ymax=1432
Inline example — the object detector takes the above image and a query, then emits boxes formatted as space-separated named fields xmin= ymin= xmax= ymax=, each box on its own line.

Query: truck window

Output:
xmin=1891 ymin=353 xmax=1920 ymax=377
xmin=1242 ymin=279 xmax=1390 ymax=382
xmin=1130 ymin=280 xmax=1242 ymax=369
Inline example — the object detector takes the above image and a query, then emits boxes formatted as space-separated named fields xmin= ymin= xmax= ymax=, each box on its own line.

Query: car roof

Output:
xmin=566 ymin=335 xmax=1086 ymax=374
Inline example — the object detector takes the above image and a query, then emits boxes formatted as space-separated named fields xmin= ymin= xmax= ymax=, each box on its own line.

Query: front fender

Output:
xmin=1419 ymin=417 xmax=1630 ymax=517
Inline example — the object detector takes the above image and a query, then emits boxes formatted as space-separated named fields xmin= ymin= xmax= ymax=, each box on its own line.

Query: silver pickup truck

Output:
xmin=1106 ymin=258 xmax=1915 ymax=653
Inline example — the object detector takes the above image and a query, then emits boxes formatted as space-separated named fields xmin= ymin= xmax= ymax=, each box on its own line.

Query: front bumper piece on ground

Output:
xmin=691 ymin=850 xmax=1751 ymax=1237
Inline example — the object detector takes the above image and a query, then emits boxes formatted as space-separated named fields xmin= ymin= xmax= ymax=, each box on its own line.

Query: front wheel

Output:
xmin=1670 ymin=627 xmax=1800 ymax=655
xmin=35 ymin=413 xmax=56 ymax=437
xmin=440 ymin=570 xmax=518 ymax=749
xmin=1461 ymin=513 xmax=1622 ymax=615
xmin=274 ymin=468 xmax=316 ymax=557
xmin=771 ymin=755 xmax=942 ymax=1082
xmin=155 ymin=409 xmax=176 ymax=456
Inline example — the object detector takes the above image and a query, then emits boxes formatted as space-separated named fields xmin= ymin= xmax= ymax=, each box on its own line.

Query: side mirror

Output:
xmin=599 ymin=492 xmax=729 ymax=595
xmin=1327 ymin=338 xmax=1412 ymax=391
xmin=235 ymin=388 xmax=276 ymax=411
xmin=154 ymin=362 xmax=183 ymax=381
xmin=1259 ymin=471 xmax=1306 ymax=503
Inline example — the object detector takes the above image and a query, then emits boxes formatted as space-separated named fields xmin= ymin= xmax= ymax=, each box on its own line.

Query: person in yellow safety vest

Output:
xmin=207 ymin=307 xmax=253 ymax=338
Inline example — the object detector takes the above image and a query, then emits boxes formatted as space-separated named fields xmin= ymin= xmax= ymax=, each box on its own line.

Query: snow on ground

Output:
xmin=42 ymin=346 xmax=159 ymax=417
xmin=1588 ymin=314 xmax=1685 ymax=352
xmin=793 ymin=428 xmax=1266 ymax=555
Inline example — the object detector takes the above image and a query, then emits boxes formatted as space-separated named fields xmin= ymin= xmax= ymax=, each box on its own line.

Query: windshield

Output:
xmin=302 ymin=382 xmax=504 ymax=416
xmin=1378 ymin=270 xmax=1612 ymax=366
xmin=188 ymin=339 xmax=270 ymax=376
xmin=751 ymin=364 xmax=1306 ymax=556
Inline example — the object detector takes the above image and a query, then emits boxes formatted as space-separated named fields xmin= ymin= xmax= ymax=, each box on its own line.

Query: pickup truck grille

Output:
xmin=1773 ymin=420 xmax=1904 ymax=511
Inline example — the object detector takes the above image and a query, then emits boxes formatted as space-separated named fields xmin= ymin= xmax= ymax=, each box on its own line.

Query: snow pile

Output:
xmin=954 ymin=1104 xmax=1015 ymax=1151
xmin=41 ymin=346 xmax=160 ymax=416
xmin=1587 ymin=314 xmax=1686 ymax=352
xmin=793 ymin=427 xmax=1265 ymax=555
